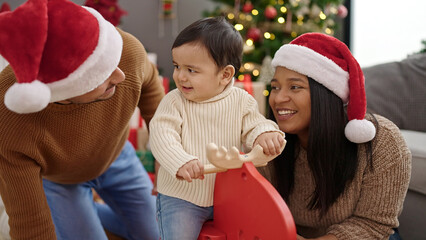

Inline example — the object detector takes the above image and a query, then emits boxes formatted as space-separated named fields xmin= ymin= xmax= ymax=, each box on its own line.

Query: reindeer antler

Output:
xmin=204 ymin=141 xmax=286 ymax=174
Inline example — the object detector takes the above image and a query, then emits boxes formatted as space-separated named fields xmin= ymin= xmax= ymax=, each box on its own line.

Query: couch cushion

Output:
xmin=401 ymin=130 xmax=426 ymax=195
xmin=363 ymin=53 xmax=426 ymax=132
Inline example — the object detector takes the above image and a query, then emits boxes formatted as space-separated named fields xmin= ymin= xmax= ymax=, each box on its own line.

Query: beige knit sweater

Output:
xmin=149 ymin=81 xmax=282 ymax=207
xmin=0 ymin=29 xmax=164 ymax=240
xmin=260 ymin=115 xmax=411 ymax=239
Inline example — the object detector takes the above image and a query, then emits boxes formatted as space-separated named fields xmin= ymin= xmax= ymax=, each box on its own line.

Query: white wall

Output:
xmin=351 ymin=0 xmax=426 ymax=67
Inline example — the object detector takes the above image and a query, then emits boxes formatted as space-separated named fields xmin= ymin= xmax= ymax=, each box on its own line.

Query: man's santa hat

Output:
xmin=0 ymin=0 xmax=122 ymax=114
xmin=0 ymin=2 xmax=10 ymax=12
xmin=271 ymin=33 xmax=376 ymax=143
xmin=0 ymin=3 xmax=10 ymax=70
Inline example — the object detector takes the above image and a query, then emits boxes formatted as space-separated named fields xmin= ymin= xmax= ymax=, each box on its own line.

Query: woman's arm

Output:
xmin=326 ymin=117 xmax=411 ymax=239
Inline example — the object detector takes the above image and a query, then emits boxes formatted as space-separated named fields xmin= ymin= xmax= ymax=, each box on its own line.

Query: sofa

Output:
xmin=363 ymin=52 xmax=426 ymax=240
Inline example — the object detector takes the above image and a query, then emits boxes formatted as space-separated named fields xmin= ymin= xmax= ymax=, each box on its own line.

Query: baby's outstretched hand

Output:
xmin=254 ymin=132 xmax=285 ymax=156
xmin=176 ymin=159 xmax=205 ymax=182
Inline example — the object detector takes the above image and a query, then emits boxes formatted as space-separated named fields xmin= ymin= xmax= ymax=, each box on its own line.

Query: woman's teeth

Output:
xmin=278 ymin=110 xmax=296 ymax=115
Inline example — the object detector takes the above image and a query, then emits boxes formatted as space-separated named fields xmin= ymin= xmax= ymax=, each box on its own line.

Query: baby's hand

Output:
xmin=176 ymin=159 xmax=205 ymax=182
xmin=254 ymin=132 xmax=285 ymax=156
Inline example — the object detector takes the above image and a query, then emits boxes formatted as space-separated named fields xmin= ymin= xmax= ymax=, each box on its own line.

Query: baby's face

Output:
xmin=172 ymin=43 xmax=228 ymax=102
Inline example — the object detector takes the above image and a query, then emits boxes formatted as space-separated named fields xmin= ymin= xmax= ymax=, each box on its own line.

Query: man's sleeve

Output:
xmin=0 ymin=155 xmax=56 ymax=239
xmin=137 ymin=48 xmax=165 ymax=127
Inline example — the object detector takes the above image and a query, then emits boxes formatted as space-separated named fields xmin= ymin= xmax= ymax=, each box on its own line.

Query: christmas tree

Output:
xmin=203 ymin=0 xmax=348 ymax=82
xmin=84 ymin=0 xmax=127 ymax=26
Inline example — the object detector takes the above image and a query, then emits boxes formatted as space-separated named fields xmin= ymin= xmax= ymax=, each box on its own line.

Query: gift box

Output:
xmin=234 ymin=80 xmax=267 ymax=116
xmin=136 ymin=150 xmax=155 ymax=173
xmin=128 ymin=107 xmax=150 ymax=150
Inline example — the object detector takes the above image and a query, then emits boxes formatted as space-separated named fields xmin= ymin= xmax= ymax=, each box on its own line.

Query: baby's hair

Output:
xmin=172 ymin=17 xmax=243 ymax=76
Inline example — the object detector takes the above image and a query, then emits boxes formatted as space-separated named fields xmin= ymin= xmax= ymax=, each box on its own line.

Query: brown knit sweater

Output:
xmin=260 ymin=115 xmax=411 ymax=239
xmin=0 ymin=29 xmax=164 ymax=240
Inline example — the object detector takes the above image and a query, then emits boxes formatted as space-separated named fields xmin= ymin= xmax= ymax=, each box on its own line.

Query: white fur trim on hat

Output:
xmin=4 ymin=80 xmax=51 ymax=114
xmin=344 ymin=119 xmax=376 ymax=143
xmin=271 ymin=44 xmax=350 ymax=103
xmin=48 ymin=7 xmax=123 ymax=102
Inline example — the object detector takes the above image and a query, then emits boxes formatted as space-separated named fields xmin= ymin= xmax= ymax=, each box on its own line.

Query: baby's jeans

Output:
xmin=156 ymin=193 xmax=213 ymax=240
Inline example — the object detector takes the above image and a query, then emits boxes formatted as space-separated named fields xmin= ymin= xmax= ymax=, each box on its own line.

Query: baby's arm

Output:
xmin=149 ymin=91 xmax=200 ymax=181
xmin=176 ymin=159 xmax=205 ymax=182
xmin=254 ymin=132 xmax=285 ymax=155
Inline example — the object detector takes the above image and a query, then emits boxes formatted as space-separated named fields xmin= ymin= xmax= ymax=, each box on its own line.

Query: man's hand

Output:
xmin=176 ymin=159 xmax=205 ymax=182
xmin=253 ymin=132 xmax=285 ymax=155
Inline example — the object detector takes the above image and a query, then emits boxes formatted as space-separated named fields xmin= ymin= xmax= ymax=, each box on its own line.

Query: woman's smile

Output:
xmin=275 ymin=108 xmax=297 ymax=120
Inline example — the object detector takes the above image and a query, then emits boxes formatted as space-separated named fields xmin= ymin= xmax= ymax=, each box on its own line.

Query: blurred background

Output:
xmin=2 ymin=0 xmax=424 ymax=83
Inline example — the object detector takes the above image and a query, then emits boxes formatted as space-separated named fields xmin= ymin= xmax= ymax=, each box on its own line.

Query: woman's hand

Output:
xmin=176 ymin=159 xmax=204 ymax=182
xmin=253 ymin=132 xmax=285 ymax=155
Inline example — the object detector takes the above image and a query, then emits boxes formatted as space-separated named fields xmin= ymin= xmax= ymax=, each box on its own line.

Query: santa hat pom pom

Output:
xmin=4 ymin=80 xmax=51 ymax=114
xmin=344 ymin=119 xmax=376 ymax=143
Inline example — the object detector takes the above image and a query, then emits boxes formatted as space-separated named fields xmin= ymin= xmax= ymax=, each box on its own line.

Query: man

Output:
xmin=0 ymin=55 xmax=10 ymax=240
xmin=0 ymin=0 xmax=164 ymax=239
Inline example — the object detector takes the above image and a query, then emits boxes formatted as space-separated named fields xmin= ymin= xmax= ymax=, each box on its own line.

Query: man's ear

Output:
xmin=220 ymin=65 xmax=235 ymax=85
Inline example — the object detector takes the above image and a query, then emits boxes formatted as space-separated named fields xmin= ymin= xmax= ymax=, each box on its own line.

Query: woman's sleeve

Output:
xmin=327 ymin=119 xmax=411 ymax=239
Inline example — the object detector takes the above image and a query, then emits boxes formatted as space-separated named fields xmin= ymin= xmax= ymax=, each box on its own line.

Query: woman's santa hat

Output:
xmin=0 ymin=0 xmax=122 ymax=114
xmin=271 ymin=33 xmax=376 ymax=143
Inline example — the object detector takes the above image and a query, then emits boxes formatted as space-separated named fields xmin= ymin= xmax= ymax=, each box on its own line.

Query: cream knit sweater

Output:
xmin=149 ymin=81 xmax=282 ymax=207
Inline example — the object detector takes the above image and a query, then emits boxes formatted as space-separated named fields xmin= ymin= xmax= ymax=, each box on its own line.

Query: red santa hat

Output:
xmin=271 ymin=32 xmax=376 ymax=143
xmin=0 ymin=0 xmax=122 ymax=114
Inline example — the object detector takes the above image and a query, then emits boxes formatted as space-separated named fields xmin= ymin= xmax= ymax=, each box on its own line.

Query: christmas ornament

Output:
xmin=158 ymin=0 xmax=179 ymax=38
xmin=242 ymin=1 xmax=253 ymax=13
xmin=246 ymin=27 xmax=261 ymax=42
xmin=337 ymin=4 xmax=348 ymax=18
xmin=162 ymin=0 xmax=175 ymax=18
xmin=264 ymin=5 xmax=277 ymax=19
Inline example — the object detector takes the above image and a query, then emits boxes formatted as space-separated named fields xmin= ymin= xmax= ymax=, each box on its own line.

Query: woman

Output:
xmin=265 ymin=33 xmax=411 ymax=240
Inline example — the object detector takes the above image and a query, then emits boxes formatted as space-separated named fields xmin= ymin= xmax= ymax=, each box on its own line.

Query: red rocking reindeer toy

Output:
xmin=198 ymin=143 xmax=297 ymax=240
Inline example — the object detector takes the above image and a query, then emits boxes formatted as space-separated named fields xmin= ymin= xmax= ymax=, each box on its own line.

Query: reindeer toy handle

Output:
xmin=204 ymin=141 xmax=286 ymax=174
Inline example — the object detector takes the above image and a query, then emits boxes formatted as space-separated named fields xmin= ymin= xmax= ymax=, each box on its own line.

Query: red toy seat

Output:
xmin=198 ymin=162 xmax=297 ymax=240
